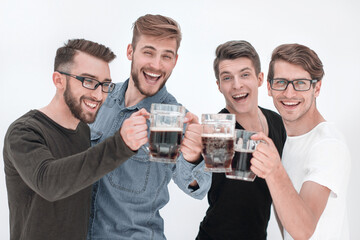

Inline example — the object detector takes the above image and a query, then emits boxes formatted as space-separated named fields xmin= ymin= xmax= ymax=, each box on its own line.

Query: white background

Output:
xmin=1 ymin=0 xmax=359 ymax=239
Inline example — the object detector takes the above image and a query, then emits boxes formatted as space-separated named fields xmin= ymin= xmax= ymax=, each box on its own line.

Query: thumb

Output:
xmin=184 ymin=112 xmax=199 ymax=124
xmin=252 ymin=132 xmax=273 ymax=146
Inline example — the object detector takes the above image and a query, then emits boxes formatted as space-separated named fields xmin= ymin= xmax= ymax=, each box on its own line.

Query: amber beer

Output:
xmin=149 ymin=128 xmax=182 ymax=161
xmin=201 ymin=113 xmax=236 ymax=172
xmin=202 ymin=134 xmax=234 ymax=172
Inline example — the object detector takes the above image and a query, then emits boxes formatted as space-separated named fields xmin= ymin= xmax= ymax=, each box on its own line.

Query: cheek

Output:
xmin=163 ymin=61 xmax=176 ymax=72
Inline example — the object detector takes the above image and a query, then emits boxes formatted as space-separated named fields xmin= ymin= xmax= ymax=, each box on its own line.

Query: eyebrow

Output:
xmin=80 ymin=73 xmax=112 ymax=82
xmin=142 ymin=45 xmax=176 ymax=56
xmin=219 ymin=67 xmax=252 ymax=76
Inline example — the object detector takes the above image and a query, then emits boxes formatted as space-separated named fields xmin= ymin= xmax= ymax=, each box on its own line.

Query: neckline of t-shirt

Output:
xmin=286 ymin=121 xmax=333 ymax=140
xmin=33 ymin=109 xmax=82 ymax=134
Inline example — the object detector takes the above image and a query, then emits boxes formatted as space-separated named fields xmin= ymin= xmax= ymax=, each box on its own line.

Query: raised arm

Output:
xmin=173 ymin=111 xmax=211 ymax=199
xmin=251 ymin=132 xmax=330 ymax=239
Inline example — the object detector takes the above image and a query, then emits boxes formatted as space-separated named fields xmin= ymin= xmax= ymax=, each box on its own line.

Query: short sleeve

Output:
xmin=304 ymin=139 xmax=351 ymax=198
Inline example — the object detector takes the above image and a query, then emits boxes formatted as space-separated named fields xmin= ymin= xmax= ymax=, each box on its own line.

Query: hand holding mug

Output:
xmin=250 ymin=132 xmax=282 ymax=180
xmin=120 ymin=108 xmax=149 ymax=151
xmin=181 ymin=112 xmax=202 ymax=163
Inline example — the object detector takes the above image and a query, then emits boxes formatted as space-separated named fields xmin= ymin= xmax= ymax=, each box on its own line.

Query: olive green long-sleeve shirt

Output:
xmin=3 ymin=110 xmax=135 ymax=240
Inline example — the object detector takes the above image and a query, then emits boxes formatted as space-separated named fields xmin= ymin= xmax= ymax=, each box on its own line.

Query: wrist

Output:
xmin=184 ymin=154 xmax=202 ymax=165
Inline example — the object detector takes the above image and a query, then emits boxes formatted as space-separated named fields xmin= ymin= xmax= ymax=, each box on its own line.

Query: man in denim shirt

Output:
xmin=87 ymin=14 xmax=211 ymax=239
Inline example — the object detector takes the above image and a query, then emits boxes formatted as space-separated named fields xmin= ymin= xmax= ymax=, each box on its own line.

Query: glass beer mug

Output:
xmin=147 ymin=103 xmax=186 ymax=163
xmin=201 ymin=113 xmax=236 ymax=172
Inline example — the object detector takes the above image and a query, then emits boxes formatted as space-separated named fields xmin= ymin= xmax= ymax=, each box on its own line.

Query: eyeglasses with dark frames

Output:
xmin=270 ymin=78 xmax=318 ymax=91
xmin=57 ymin=71 xmax=115 ymax=93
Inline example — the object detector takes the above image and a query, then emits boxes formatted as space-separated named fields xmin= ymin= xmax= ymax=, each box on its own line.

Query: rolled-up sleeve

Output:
xmin=172 ymin=154 xmax=212 ymax=199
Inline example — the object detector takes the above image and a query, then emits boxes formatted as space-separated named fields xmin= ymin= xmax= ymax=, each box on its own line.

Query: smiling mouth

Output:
xmin=143 ymin=71 xmax=161 ymax=83
xmin=281 ymin=101 xmax=300 ymax=107
xmin=83 ymin=99 xmax=100 ymax=110
xmin=232 ymin=93 xmax=248 ymax=101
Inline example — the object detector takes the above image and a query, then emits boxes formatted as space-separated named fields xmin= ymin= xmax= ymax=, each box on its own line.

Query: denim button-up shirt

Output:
xmin=87 ymin=80 xmax=211 ymax=240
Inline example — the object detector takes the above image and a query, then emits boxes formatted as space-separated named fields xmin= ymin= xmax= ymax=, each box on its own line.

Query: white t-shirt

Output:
xmin=282 ymin=122 xmax=351 ymax=240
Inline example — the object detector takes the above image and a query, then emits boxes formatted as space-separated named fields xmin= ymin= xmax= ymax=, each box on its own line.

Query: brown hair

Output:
xmin=131 ymin=14 xmax=182 ymax=52
xmin=213 ymin=40 xmax=261 ymax=81
xmin=54 ymin=39 xmax=116 ymax=71
xmin=267 ymin=43 xmax=324 ymax=82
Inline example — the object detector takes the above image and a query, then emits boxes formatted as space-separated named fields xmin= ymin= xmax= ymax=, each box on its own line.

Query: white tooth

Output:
xmin=283 ymin=102 xmax=298 ymax=106
xmin=145 ymin=72 xmax=161 ymax=77
xmin=233 ymin=93 xmax=247 ymax=98
xmin=85 ymin=101 xmax=97 ymax=108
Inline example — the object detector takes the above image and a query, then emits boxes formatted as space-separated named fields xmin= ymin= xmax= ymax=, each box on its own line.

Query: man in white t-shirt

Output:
xmin=250 ymin=43 xmax=351 ymax=239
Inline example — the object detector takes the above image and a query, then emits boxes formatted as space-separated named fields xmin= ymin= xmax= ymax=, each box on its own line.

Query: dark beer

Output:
xmin=232 ymin=150 xmax=253 ymax=171
xmin=149 ymin=128 xmax=182 ymax=162
xmin=201 ymin=134 xmax=234 ymax=172
xmin=226 ymin=148 xmax=256 ymax=181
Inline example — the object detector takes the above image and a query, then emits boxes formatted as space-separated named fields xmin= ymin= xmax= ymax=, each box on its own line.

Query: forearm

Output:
xmin=10 ymin=131 xmax=135 ymax=201
xmin=266 ymin=166 xmax=318 ymax=239
xmin=173 ymin=155 xmax=211 ymax=199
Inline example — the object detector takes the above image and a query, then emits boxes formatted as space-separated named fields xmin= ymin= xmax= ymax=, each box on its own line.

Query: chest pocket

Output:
xmin=106 ymin=147 xmax=152 ymax=194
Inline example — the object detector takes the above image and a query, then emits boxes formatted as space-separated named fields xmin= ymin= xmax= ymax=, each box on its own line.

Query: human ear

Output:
xmin=216 ymin=80 xmax=222 ymax=93
xmin=52 ymin=71 xmax=65 ymax=90
xmin=314 ymin=80 xmax=322 ymax=97
xmin=267 ymin=81 xmax=272 ymax=97
xmin=127 ymin=44 xmax=133 ymax=61
xmin=258 ymin=72 xmax=264 ymax=87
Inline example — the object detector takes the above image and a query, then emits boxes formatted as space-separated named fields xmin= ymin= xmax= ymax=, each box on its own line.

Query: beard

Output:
xmin=131 ymin=60 xmax=170 ymax=97
xmin=63 ymin=80 xmax=100 ymax=124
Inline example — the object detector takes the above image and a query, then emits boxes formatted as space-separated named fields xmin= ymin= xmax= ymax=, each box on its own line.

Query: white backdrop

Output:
xmin=1 ymin=0 xmax=359 ymax=239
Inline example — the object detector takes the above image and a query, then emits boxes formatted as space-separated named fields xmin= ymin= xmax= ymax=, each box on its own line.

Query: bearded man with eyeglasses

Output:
xmin=3 ymin=39 xmax=149 ymax=240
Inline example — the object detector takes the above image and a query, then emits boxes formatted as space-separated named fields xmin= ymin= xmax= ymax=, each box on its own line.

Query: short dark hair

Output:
xmin=131 ymin=14 xmax=182 ymax=53
xmin=267 ymin=43 xmax=324 ymax=82
xmin=54 ymin=39 xmax=116 ymax=71
xmin=213 ymin=40 xmax=261 ymax=81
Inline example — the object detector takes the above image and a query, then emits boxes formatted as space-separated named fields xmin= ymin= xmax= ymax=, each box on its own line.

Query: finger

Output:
xmin=184 ymin=112 xmax=199 ymax=124
xmin=184 ymin=127 xmax=201 ymax=138
xmin=181 ymin=139 xmax=202 ymax=151
xmin=252 ymin=133 xmax=275 ymax=148
xmin=125 ymin=115 xmax=148 ymax=126
xmin=185 ymin=124 xmax=202 ymax=134
xmin=134 ymin=129 xmax=149 ymax=140
xmin=253 ymin=142 xmax=270 ymax=156
xmin=250 ymin=164 xmax=264 ymax=179
xmin=130 ymin=138 xmax=148 ymax=151
xmin=130 ymin=108 xmax=150 ymax=118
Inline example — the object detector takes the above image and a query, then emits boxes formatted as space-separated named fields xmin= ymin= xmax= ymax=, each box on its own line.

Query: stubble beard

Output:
xmin=63 ymin=80 xmax=100 ymax=124
xmin=131 ymin=60 xmax=169 ymax=97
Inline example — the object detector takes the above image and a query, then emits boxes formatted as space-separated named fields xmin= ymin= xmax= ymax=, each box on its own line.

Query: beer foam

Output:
xmin=201 ymin=133 xmax=234 ymax=138
xmin=150 ymin=127 xmax=183 ymax=132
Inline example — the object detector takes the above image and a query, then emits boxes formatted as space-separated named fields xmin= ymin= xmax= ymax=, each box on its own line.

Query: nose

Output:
xmin=232 ymin=76 xmax=243 ymax=89
xmin=149 ymin=55 xmax=162 ymax=70
xmin=90 ymin=85 xmax=104 ymax=101
xmin=283 ymin=82 xmax=297 ymax=98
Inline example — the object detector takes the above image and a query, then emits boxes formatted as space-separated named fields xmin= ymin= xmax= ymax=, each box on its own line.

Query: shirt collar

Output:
xmin=111 ymin=78 xmax=169 ymax=110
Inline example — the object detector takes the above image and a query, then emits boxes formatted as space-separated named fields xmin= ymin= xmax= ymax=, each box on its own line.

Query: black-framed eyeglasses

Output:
xmin=269 ymin=78 xmax=318 ymax=91
xmin=57 ymin=71 xmax=115 ymax=93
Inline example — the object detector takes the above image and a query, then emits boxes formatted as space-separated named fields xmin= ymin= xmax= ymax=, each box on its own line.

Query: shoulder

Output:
xmin=305 ymin=122 xmax=351 ymax=174
xmin=4 ymin=110 xmax=48 ymax=153
xmin=6 ymin=110 xmax=44 ymax=135
xmin=260 ymin=107 xmax=282 ymax=123
xmin=303 ymin=124 xmax=351 ymax=196
xmin=260 ymin=106 xmax=286 ymax=135
xmin=306 ymin=122 xmax=348 ymax=153
xmin=161 ymin=91 xmax=179 ymax=105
